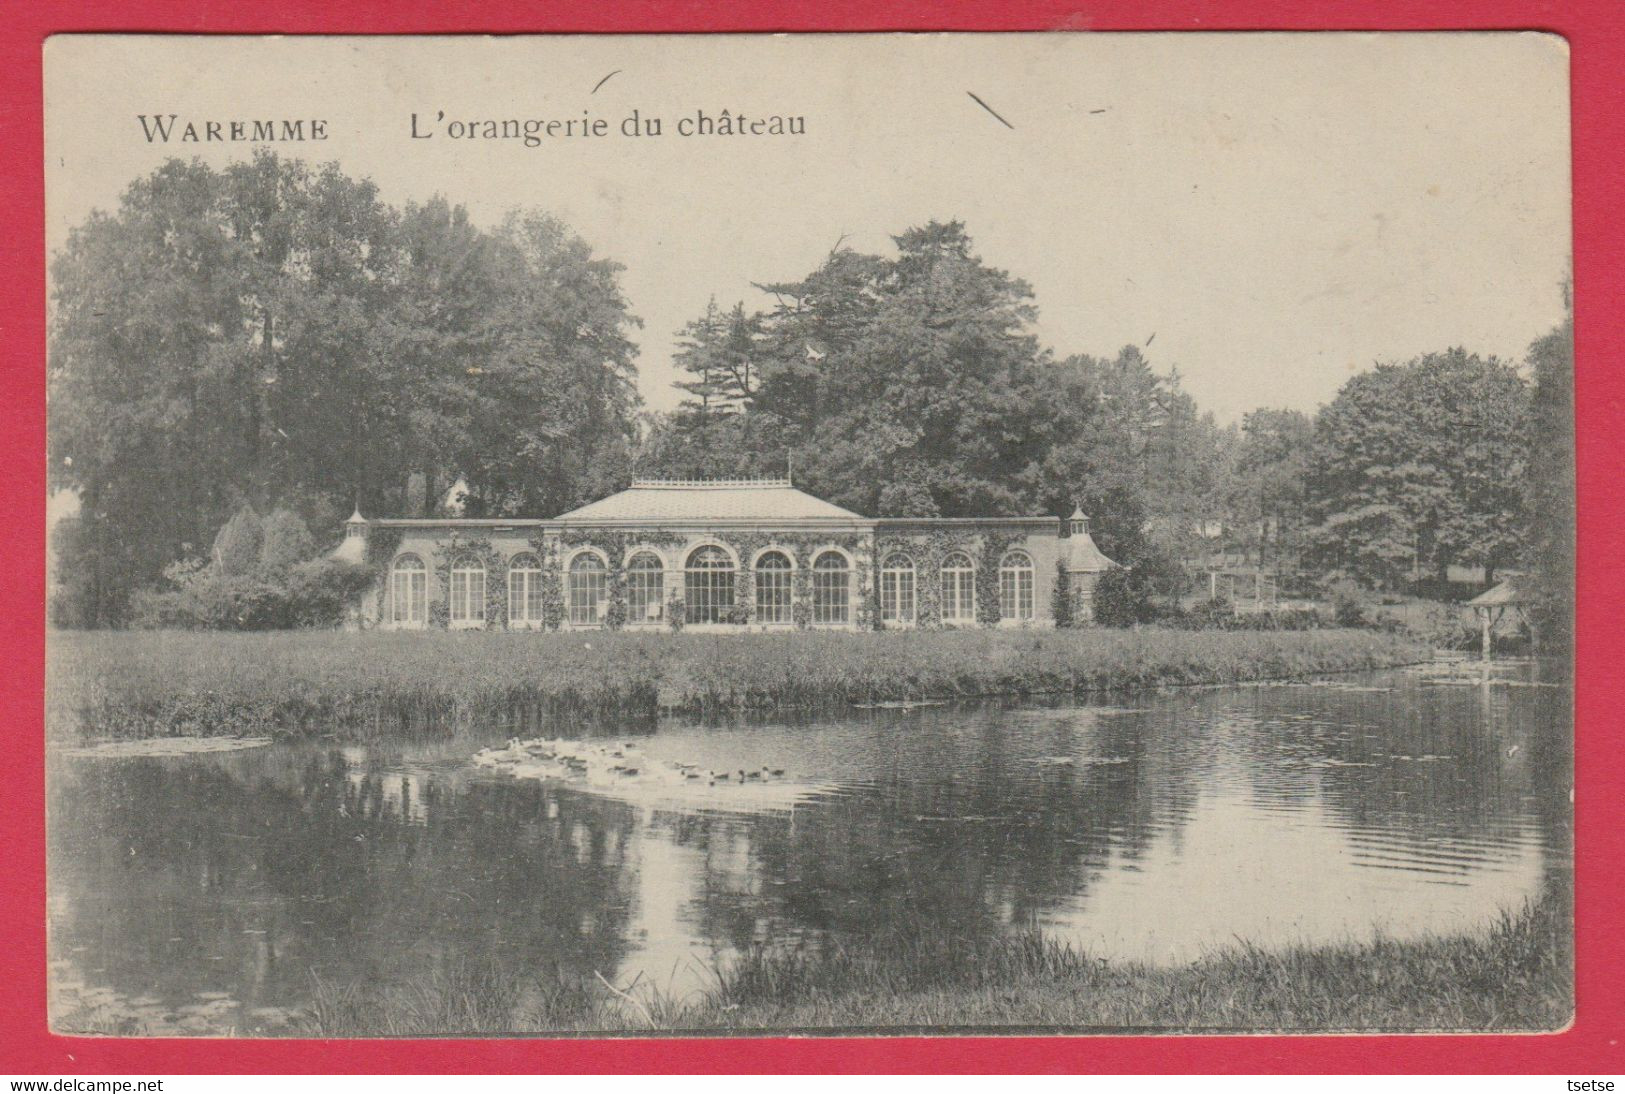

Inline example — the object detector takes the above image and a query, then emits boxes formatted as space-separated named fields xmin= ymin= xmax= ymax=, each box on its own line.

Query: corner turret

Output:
xmin=331 ymin=505 xmax=369 ymax=564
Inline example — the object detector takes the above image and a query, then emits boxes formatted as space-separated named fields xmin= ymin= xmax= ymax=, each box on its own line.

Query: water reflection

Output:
xmin=47 ymin=669 xmax=1570 ymax=1031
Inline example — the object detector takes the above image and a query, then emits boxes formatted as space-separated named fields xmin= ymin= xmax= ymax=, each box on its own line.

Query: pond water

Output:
xmin=46 ymin=663 xmax=1571 ymax=1034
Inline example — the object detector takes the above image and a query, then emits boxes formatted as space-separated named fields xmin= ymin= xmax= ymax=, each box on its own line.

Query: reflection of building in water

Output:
xmin=334 ymin=479 xmax=1116 ymax=630
xmin=621 ymin=709 xmax=1175 ymax=957
xmin=344 ymin=768 xmax=434 ymax=825
xmin=47 ymin=680 xmax=1569 ymax=1023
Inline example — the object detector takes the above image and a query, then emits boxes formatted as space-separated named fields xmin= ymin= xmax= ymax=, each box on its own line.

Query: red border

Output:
xmin=5 ymin=0 xmax=1621 ymax=1075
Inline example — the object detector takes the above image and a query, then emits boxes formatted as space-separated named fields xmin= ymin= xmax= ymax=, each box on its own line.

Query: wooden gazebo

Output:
xmin=1464 ymin=578 xmax=1531 ymax=661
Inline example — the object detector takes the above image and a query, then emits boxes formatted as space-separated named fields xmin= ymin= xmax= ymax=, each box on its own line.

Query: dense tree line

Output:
xmin=642 ymin=220 xmax=1567 ymax=624
xmin=49 ymin=156 xmax=1571 ymax=631
xmin=49 ymin=152 xmax=640 ymax=625
xmin=637 ymin=222 xmax=1229 ymax=580
xmin=1301 ymin=349 xmax=1530 ymax=591
xmin=1522 ymin=315 xmax=1575 ymax=655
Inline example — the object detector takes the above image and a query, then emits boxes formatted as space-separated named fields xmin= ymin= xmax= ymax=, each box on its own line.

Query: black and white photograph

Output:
xmin=43 ymin=32 xmax=1574 ymax=1036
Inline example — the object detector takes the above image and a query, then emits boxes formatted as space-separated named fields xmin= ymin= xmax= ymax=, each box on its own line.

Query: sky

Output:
xmin=44 ymin=32 xmax=1572 ymax=426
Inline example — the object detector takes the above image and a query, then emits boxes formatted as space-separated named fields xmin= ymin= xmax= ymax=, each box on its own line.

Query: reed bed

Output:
xmin=47 ymin=627 xmax=1425 ymax=741
xmin=281 ymin=895 xmax=1569 ymax=1036
xmin=701 ymin=895 xmax=1571 ymax=1033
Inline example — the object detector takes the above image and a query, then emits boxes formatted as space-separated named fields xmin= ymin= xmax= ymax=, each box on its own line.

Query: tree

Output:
xmin=1051 ymin=559 xmax=1074 ymax=629
xmin=211 ymin=507 xmax=264 ymax=576
xmin=1139 ymin=367 xmax=1232 ymax=560
xmin=632 ymin=410 xmax=771 ymax=481
xmin=647 ymin=221 xmax=1053 ymax=518
xmin=259 ymin=508 xmax=317 ymax=576
xmin=1303 ymin=349 xmax=1529 ymax=590
xmin=49 ymin=158 xmax=256 ymax=624
xmin=1523 ymin=313 xmax=1574 ymax=656
xmin=1027 ymin=346 xmax=1214 ymax=571
xmin=49 ymin=153 xmax=400 ymax=622
xmin=436 ymin=209 xmax=642 ymax=517
xmin=673 ymin=299 xmax=730 ymax=419
xmin=49 ymin=154 xmax=641 ymax=624
xmin=1227 ymin=408 xmax=1314 ymax=568
xmin=641 ymin=223 xmax=1233 ymax=587
xmin=1093 ymin=567 xmax=1148 ymax=627
xmin=674 ymin=299 xmax=761 ymax=419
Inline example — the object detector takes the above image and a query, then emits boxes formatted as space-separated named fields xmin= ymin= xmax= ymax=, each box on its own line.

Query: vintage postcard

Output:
xmin=42 ymin=32 xmax=1573 ymax=1036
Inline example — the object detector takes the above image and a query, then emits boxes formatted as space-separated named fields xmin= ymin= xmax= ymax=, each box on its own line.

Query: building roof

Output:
xmin=554 ymin=478 xmax=866 ymax=523
xmin=328 ymin=533 xmax=368 ymax=565
xmin=1066 ymin=530 xmax=1117 ymax=573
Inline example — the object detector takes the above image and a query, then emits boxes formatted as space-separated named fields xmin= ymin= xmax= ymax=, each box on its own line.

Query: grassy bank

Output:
xmin=47 ymin=626 xmax=1425 ymax=740
xmin=277 ymin=896 xmax=1569 ymax=1036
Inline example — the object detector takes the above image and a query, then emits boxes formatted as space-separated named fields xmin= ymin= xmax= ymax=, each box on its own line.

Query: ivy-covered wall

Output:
xmin=555 ymin=530 xmax=687 ymax=630
xmin=876 ymin=528 xmax=979 ymax=628
xmin=363 ymin=526 xmax=405 ymax=626
xmin=429 ymin=533 xmax=508 ymax=628
xmin=875 ymin=525 xmax=1058 ymax=628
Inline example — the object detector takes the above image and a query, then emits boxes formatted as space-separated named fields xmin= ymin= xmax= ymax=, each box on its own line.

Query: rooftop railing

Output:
xmin=630 ymin=476 xmax=793 ymax=488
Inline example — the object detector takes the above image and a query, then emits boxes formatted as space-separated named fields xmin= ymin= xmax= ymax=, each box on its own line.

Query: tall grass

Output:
xmin=286 ymin=895 xmax=1570 ymax=1036
xmin=47 ymin=627 xmax=1426 ymax=740
xmin=705 ymin=896 xmax=1571 ymax=1033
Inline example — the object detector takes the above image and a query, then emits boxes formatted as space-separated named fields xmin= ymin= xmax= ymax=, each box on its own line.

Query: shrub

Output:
xmin=603 ymin=582 xmax=628 ymax=631
xmin=131 ymin=573 xmax=285 ymax=630
xmin=1315 ymin=577 xmax=1373 ymax=628
xmin=1188 ymin=596 xmax=1233 ymax=628
xmin=128 ymin=507 xmax=370 ymax=630
xmin=1094 ymin=568 xmax=1151 ymax=627
xmin=285 ymin=560 xmax=376 ymax=628
xmin=211 ymin=506 xmax=264 ymax=576
xmin=1051 ymin=561 xmax=1073 ymax=629
xmin=260 ymin=509 xmax=317 ymax=576
xmin=129 ymin=561 xmax=373 ymax=631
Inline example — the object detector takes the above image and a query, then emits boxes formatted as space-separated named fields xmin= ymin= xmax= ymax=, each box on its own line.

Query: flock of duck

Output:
xmin=471 ymin=736 xmax=792 ymax=791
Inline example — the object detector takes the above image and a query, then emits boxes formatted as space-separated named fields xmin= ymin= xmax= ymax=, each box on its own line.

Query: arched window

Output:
xmin=881 ymin=553 xmax=915 ymax=625
xmin=449 ymin=557 xmax=486 ymax=628
xmin=507 ymin=553 xmax=544 ymax=627
xmin=390 ymin=554 xmax=427 ymax=626
xmin=567 ymin=553 xmax=607 ymax=625
xmin=626 ymin=552 xmax=664 ymax=623
xmin=812 ymin=551 xmax=850 ymax=625
xmin=754 ymin=551 xmax=793 ymax=624
xmin=999 ymin=550 xmax=1035 ymax=621
xmin=685 ymin=546 xmax=735 ymax=624
xmin=941 ymin=551 xmax=976 ymax=624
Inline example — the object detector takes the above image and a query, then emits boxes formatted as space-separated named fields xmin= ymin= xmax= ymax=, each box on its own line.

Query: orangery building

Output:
xmin=331 ymin=478 xmax=1115 ymax=631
